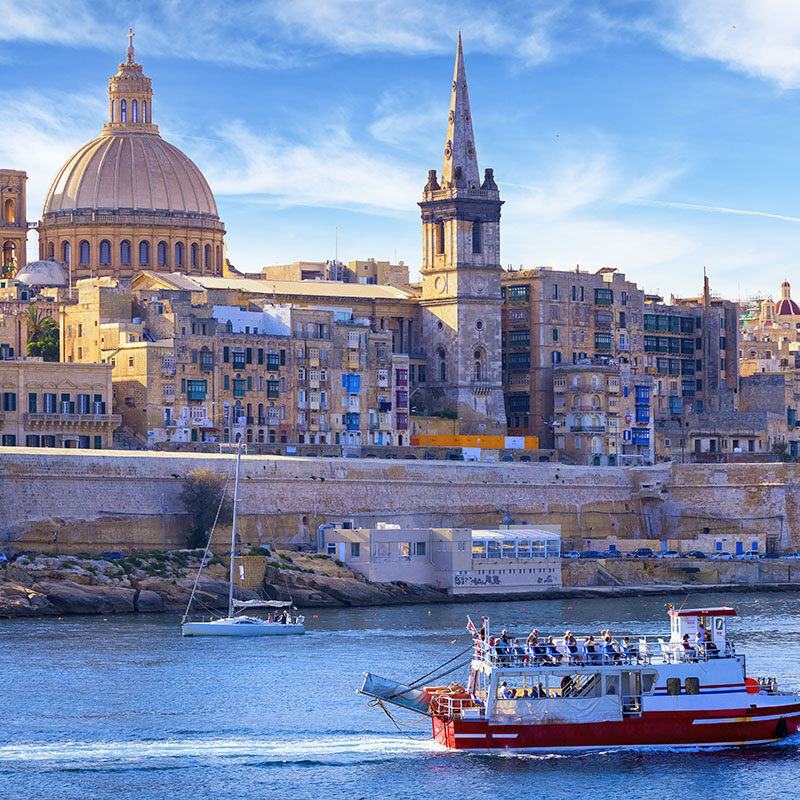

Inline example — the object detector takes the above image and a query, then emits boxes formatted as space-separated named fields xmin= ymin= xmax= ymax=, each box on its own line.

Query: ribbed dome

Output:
xmin=43 ymin=131 xmax=219 ymax=219
xmin=777 ymin=298 xmax=800 ymax=316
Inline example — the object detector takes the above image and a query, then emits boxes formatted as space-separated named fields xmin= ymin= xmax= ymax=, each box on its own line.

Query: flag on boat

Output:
xmin=466 ymin=616 xmax=477 ymax=635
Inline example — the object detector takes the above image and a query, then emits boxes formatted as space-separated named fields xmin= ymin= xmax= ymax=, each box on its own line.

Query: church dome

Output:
xmin=15 ymin=259 xmax=67 ymax=287
xmin=777 ymin=280 xmax=800 ymax=317
xmin=43 ymin=132 xmax=218 ymax=219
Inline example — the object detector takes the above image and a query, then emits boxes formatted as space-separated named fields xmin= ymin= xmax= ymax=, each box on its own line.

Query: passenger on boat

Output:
xmin=560 ymin=675 xmax=574 ymax=697
xmin=564 ymin=631 xmax=580 ymax=664
xmin=681 ymin=633 xmax=696 ymax=659
xmin=621 ymin=636 xmax=636 ymax=662
xmin=545 ymin=635 xmax=563 ymax=664
xmin=584 ymin=636 xmax=600 ymax=664
xmin=704 ymin=632 xmax=719 ymax=657
xmin=267 ymin=612 xmax=274 ymax=623
xmin=513 ymin=638 xmax=527 ymax=665
xmin=532 ymin=638 xmax=547 ymax=665
xmin=494 ymin=636 xmax=509 ymax=665
xmin=499 ymin=681 xmax=514 ymax=699
xmin=603 ymin=635 xmax=621 ymax=664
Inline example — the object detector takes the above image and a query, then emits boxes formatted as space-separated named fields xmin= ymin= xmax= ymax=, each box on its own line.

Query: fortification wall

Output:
xmin=1 ymin=449 xmax=798 ymax=554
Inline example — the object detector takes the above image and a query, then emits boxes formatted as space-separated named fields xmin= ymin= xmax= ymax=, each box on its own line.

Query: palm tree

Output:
xmin=26 ymin=304 xmax=45 ymax=342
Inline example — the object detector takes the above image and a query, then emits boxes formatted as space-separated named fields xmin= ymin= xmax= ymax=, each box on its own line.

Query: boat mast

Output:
xmin=228 ymin=436 xmax=242 ymax=618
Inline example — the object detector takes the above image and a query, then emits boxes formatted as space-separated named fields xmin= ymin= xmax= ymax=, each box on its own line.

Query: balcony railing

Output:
xmin=24 ymin=412 xmax=122 ymax=426
xmin=570 ymin=425 xmax=606 ymax=433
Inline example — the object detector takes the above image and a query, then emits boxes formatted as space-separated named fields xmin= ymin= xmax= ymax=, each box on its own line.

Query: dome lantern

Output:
xmin=105 ymin=28 xmax=157 ymax=134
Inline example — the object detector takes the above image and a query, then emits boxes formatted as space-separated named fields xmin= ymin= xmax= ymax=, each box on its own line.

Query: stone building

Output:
xmin=417 ymin=34 xmax=507 ymax=434
xmin=501 ymin=266 xmax=645 ymax=446
xmin=0 ymin=169 xmax=28 ymax=272
xmin=261 ymin=258 xmax=410 ymax=286
xmin=37 ymin=33 xmax=226 ymax=282
xmin=0 ymin=358 xmax=119 ymax=448
xmin=553 ymin=360 xmax=654 ymax=465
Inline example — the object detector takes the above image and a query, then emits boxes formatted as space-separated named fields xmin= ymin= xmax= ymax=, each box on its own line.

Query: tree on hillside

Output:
xmin=26 ymin=305 xmax=59 ymax=361
xmin=179 ymin=468 xmax=233 ymax=548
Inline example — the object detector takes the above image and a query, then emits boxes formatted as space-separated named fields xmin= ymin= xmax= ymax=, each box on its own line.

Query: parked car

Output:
xmin=781 ymin=552 xmax=800 ymax=559
xmin=600 ymin=550 xmax=623 ymax=559
xmin=685 ymin=550 xmax=707 ymax=558
xmin=712 ymin=552 xmax=733 ymax=560
xmin=580 ymin=550 xmax=604 ymax=558
xmin=760 ymin=552 xmax=781 ymax=559
xmin=658 ymin=550 xmax=680 ymax=559
xmin=562 ymin=550 xmax=582 ymax=559
xmin=630 ymin=548 xmax=655 ymax=558
xmin=735 ymin=551 xmax=759 ymax=561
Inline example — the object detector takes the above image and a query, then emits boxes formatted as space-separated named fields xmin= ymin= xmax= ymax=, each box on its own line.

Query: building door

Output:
xmin=338 ymin=542 xmax=346 ymax=562
xmin=735 ymin=541 xmax=743 ymax=555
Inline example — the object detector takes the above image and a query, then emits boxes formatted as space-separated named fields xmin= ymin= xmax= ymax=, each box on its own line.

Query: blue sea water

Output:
xmin=2 ymin=592 xmax=800 ymax=799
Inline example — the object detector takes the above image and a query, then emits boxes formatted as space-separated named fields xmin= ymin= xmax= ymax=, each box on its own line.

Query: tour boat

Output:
xmin=181 ymin=439 xmax=304 ymax=637
xmin=360 ymin=607 xmax=800 ymax=750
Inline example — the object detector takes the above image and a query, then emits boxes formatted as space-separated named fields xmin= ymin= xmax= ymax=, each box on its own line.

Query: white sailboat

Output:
xmin=181 ymin=439 xmax=305 ymax=637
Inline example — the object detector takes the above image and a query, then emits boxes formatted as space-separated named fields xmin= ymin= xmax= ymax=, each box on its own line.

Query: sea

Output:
xmin=2 ymin=592 xmax=799 ymax=800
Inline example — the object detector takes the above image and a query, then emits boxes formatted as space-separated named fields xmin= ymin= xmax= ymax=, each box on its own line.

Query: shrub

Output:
xmin=179 ymin=469 xmax=233 ymax=549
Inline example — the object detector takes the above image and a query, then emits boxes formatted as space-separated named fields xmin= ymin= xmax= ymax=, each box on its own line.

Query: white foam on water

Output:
xmin=1 ymin=733 xmax=437 ymax=768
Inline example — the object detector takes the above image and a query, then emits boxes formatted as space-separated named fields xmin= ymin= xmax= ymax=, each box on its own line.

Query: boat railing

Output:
xmin=431 ymin=694 xmax=482 ymax=718
xmin=472 ymin=635 xmax=734 ymax=669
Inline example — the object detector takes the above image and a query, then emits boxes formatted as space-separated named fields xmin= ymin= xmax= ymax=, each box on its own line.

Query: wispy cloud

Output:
xmin=640 ymin=199 xmax=800 ymax=224
xmin=649 ymin=0 xmax=800 ymax=88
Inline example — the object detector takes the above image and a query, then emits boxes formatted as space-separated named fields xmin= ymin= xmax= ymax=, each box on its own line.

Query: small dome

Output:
xmin=777 ymin=298 xmax=800 ymax=316
xmin=15 ymin=259 xmax=67 ymax=287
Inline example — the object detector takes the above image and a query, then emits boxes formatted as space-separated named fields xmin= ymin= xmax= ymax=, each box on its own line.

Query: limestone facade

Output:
xmin=0 ymin=169 xmax=27 ymax=272
xmin=0 ymin=359 xmax=119 ymax=448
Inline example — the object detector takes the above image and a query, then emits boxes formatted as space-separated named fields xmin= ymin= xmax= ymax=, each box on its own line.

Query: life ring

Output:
xmin=745 ymin=677 xmax=760 ymax=694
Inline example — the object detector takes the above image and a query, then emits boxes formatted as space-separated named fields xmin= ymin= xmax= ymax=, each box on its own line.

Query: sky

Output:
xmin=3 ymin=0 xmax=800 ymax=301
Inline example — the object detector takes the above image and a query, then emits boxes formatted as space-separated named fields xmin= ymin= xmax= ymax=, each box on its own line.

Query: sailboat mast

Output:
xmin=228 ymin=437 xmax=242 ymax=617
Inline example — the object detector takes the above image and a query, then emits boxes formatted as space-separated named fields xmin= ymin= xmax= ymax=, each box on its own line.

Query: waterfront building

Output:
xmin=0 ymin=358 xmax=119 ymax=447
xmin=323 ymin=524 xmax=562 ymax=594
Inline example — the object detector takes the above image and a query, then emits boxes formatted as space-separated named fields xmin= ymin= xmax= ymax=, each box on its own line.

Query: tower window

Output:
xmin=120 ymin=240 xmax=131 ymax=265
xmin=204 ymin=244 xmax=211 ymax=270
xmin=47 ymin=242 xmax=54 ymax=260
xmin=142 ymin=100 xmax=147 ymax=123
xmin=139 ymin=240 xmax=150 ymax=266
xmin=62 ymin=241 xmax=70 ymax=265
xmin=79 ymin=240 xmax=90 ymax=266
xmin=191 ymin=243 xmax=198 ymax=268
xmin=99 ymin=239 xmax=111 ymax=265
xmin=157 ymin=241 xmax=168 ymax=267
xmin=437 ymin=220 xmax=445 ymax=254
xmin=472 ymin=220 xmax=481 ymax=254
xmin=3 ymin=199 xmax=14 ymax=223
xmin=121 ymin=99 xmax=127 ymax=122
xmin=438 ymin=348 xmax=446 ymax=382
xmin=175 ymin=242 xmax=183 ymax=268
xmin=474 ymin=350 xmax=483 ymax=381
xmin=132 ymin=99 xmax=138 ymax=123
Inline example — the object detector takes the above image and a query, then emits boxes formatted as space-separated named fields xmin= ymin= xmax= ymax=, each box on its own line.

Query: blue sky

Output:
xmin=3 ymin=0 xmax=800 ymax=300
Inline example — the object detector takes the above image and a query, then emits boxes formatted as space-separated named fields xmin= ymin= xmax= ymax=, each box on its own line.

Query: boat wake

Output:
xmin=0 ymin=732 xmax=438 ymax=772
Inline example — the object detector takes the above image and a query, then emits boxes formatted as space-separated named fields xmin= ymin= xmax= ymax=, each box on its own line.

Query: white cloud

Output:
xmin=654 ymin=0 xmax=800 ymax=88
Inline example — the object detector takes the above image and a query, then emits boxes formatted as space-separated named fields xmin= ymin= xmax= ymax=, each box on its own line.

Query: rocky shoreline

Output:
xmin=3 ymin=551 xmax=800 ymax=619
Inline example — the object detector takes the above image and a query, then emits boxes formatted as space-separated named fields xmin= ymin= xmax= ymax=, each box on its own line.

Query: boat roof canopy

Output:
xmin=232 ymin=599 xmax=292 ymax=608
xmin=668 ymin=606 xmax=736 ymax=618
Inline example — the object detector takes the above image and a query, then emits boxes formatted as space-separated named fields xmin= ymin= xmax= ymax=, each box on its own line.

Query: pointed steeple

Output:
xmin=442 ymin=32 xmax=480 ymax=189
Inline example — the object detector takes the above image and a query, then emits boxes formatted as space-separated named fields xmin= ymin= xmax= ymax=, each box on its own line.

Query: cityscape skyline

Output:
xmin=3 ymin=1 xmax=800 ymax=299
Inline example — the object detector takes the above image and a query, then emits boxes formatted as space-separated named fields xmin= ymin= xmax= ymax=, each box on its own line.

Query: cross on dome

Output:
xmin=126 ymin=27 xmax=135 ymax=63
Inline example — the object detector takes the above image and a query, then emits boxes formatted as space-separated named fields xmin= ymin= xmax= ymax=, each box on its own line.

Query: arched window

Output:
xmin=437 ymin=220 xmax=445 ymax=254
xmin=121 ymin=99 xmax=127 ymax=122
xmin=120 ymin=240 xmax=131 ymax=265
xmin=174 ymin=242 xmax=183 ymax=268
xmin=2 ymin=241 xmax=15 ymax=268
xmin=216 ymin=245 xmax=221 ymax=272
xmin=142 ymin=100 xmax=147 ymax=123
xmin=79 ymin=240 xmax=90 ymax=265
xmin=438 ymin=348 xmax=446 ymax=382
xmin=258 ymin=403 xmax=264 ymax=423
xmin=47 ymin=242 xmax=55 ymax=260
xmin=62 ymin=241 xmax=71 ymax=265
xmin=246 ymin=428 xmax=253 ymax=443
xmin=473 ymin=349 xmax=483 ymax=381
xmin=139 ymin=240 xmax=150 ymax=266
xmin=99 ymin=240 xmax=111 ymax=265
xmin=111 ymin=101 xmax=114 ymax=123
xmin=472 ymin=220 xmax=481 ymax=254
xmin=190 ymin=243 xmax=198 ymax=268
xmin=132 ymin=99 xmax=138 ymax=123
xmin=204 ymin=244 xmax=211 ymax=270
xmin=3 ymin=199 xmax=14 ymax=223
xmin=157 ymin=241 xmax=167 ymax=267
xmin=226 ymin=320 xmax=233 ymax=333
xmin=258 ymin=429 xmax=265 ymax=443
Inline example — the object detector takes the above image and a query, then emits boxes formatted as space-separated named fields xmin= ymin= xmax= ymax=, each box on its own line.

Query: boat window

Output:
xmin=666 ymin=678 xmax=681 ymax=696
xmin=685 ymin=677 xmax=700 ymax=695
xmin=641 ymin=672 xmax=657 ymax=694
xmin=604 ymin=674 xmax=620 ymax=696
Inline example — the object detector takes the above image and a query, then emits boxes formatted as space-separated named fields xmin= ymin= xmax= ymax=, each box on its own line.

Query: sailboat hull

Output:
xmin=182 ymin=619 xmax=305 ymax=637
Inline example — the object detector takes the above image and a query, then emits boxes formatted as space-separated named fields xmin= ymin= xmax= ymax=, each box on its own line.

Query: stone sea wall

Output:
xmin=1 ymin=448 xmax=799 ymax=554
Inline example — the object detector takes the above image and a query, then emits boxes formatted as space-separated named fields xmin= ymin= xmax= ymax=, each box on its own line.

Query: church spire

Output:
xmin=104 ymin=29 xmax=157 ymax=134
xmin=442 ymin=32 xmax=480 ymax=189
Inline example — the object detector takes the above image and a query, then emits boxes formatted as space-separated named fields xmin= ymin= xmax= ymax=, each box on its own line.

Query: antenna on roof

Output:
xmin=679 ymin=593 xmax=690 ymax=610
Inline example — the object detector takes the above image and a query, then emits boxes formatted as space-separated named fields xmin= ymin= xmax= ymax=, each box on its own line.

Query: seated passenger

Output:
xmin=499 ymin=681 xmax=513 ymax=699
xmin=621 ymin=636 xmax=636 ymax=662
xmin=532 ymin=638 xmax=547 ymax=665
xmin=704 ymin=632 xmax=719 ymax=657
xmin=681 ymin=633 xmax=696 ymax=659
xmin=564 ymin=631 xmax=580 ymax=664
xmin=513 ymin=638 xmax=527 ymax=665
xmin=545 ymin=635 xmax=563 ymax=664
xmin=584 ymin=636 xmax=600 ymax=664
xmin=494 ymin=637 xmax=508 ymax=665
xmin=536 ymin=682 xmax=546 ymax=699
xmin=603 ymin=635 xmax=621 ymax=665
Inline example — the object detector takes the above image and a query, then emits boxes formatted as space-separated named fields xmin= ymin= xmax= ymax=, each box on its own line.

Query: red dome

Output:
xmin=776 ymin=298 xmax=800 ymax=316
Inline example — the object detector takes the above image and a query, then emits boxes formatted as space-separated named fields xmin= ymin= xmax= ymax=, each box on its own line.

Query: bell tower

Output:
xmin=0 ymin=169 xmax=28 ymax=274
xmin=418 ymin=34 xmax=506 ymax=434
